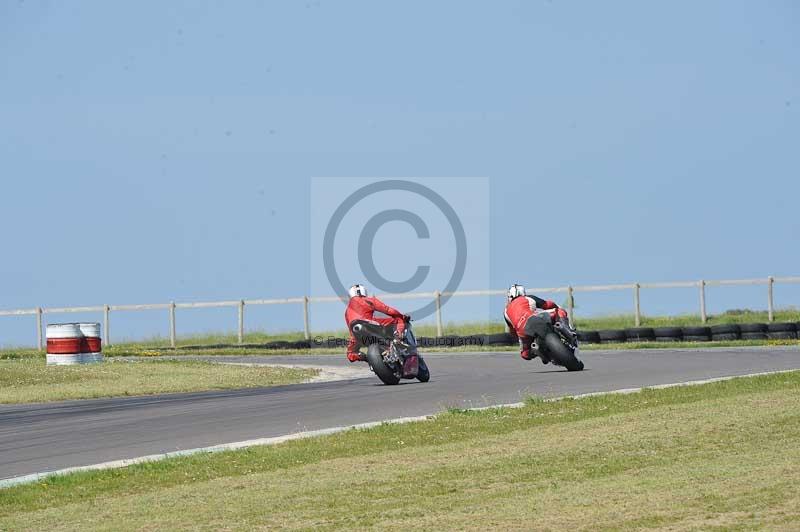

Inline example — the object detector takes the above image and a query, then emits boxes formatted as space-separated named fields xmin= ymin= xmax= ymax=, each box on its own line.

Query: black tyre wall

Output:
xmin=577 ymin=331 xmax=600 ymax=344
xmin=653 ymin=327 xmax=683 ymax=341
xmin=626 ymin=327 xmax=655 ymax=341
xmin=739 ymin=323 xmax=768 ymax=334
xmin=598 ymin=329 xmax=627 ymax=343
xmin=767 ymin=331 xmax=797 ymax=340
xmin=682 ymin=326 xmax=711 ymax=337
xmin=681 ymin=327 xmax=710 ymax=342
xmin=767 ymin=323 xmax=797 ymax=333
xmin=485 ymin=333 xmax=514 ymax=346
xmin=710 ymin=324 xmax=740 ymax=337
xmin=766 ymin=322 xmax=797 ymax=340
xmin=741 ymin=332 xmax=768 ymax=340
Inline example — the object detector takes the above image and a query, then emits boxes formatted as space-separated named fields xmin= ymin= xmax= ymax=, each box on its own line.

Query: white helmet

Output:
xmin=349 ymin=284 xmax=368 ymax=298
xmin=507 ymin=284 xmax=526 ymax=300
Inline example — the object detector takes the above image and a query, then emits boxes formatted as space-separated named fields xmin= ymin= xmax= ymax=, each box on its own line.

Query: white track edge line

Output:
xmin=1 ymin=368 xmax=797 ymax=489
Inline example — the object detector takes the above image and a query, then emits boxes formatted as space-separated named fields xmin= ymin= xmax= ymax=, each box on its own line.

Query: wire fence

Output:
xmin=2 ymin=276 xmax=799 ymax=350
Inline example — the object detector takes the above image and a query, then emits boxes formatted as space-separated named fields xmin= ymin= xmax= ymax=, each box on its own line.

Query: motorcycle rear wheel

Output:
xmin=366 ymin=344 xmax=401 ymax=385
xmin=543 ymin=333 xmax=584 ymax=371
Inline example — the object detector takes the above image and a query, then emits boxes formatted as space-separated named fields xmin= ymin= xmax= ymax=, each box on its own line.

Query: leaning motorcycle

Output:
xmin=528 ymin=310 xmax=584 ymax=371
xmin=365 ymin=320 xmax=430 ymax=385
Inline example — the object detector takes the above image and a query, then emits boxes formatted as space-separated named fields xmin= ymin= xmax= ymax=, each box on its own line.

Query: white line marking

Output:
xmin=1 ymin=368 xmax=797 ymax=489
xmin=214 ymin=362 xmax=372 ymax=383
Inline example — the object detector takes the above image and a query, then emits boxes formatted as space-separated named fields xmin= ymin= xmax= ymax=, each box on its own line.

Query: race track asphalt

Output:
xmin=2 ymin=347 xmax=799 ymax=481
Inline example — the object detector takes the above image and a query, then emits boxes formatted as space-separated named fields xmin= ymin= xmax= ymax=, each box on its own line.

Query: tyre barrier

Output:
xmin=710 ymin=324 xmax=740 ymax=341
xmin=741 ymin=333 xmax=768 ymax=340
xmin=739 ymin=323 xmax=768 ymax=341
xmin=626 ymin=327 xmax=655 ymax=342
xmin=267 ymin=341 xmax=292 ymax=349
xmin=766 ymin=322 xmax=797 ymax=340
xmin=681 ymin=326 xmax=711 ymax=342
xmin=598 ymin=329 xmax=627 ymax=344
xmin=46 ymin=322 xmax=103 ymax=365
xmin=576 ymin=330 xmax=600 ymax=344
xmin=739 ymin=323 xmax=767 ymax=332
xmin=173 ymin=322 xmax=799 ymax=353
xmin=484 ymin=333 xmax=514 ymax=346
xmin=653 ymin=327 xmax=683 ymax=342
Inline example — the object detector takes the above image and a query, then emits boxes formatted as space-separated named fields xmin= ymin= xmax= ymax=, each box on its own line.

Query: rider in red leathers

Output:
xmin=344 ymin=284 xmax=408 ymax=362
xmin=504 ymin=284 xmax=568 ymax=363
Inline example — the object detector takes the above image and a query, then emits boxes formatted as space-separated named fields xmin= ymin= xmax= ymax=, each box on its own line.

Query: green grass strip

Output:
xmin=0 ymin=358 xmax=317 ymax=404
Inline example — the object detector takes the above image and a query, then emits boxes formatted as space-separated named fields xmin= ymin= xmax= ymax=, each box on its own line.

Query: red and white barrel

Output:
xmin=46 ymin=323 xmax=83 ymax=365
xmin=46 ymin=322 xmax=104 ymax=365
xmin=78 ymin=322 xmax=103 ymax=363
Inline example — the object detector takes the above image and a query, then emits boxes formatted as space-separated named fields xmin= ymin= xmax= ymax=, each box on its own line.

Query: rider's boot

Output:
xmin=347 ymin=352 xmax=366 ymax=363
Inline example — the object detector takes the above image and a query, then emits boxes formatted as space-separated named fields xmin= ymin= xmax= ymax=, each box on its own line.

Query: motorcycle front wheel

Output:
xmin=416 ymin=356 xmax=430 ymax=382
xmin=366 ymin=344 xmax=401 ymax=385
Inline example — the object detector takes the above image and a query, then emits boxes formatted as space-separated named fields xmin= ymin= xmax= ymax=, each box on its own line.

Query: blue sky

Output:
xmin=1 ymin=1 xmax=798 ymax=345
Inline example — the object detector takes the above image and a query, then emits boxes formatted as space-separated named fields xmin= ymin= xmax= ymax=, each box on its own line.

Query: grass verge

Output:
xmin=2 ymin=371 xmax=799 ymax=529
xmin=0 ymin=358 xmax=317 ymax=404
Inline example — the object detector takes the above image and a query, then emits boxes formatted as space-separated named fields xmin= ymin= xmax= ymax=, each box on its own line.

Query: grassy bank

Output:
xmin=2 ymin=371 xmax=799 ymax=529
xmin=0 ymin=358 xmax=317 ymax=404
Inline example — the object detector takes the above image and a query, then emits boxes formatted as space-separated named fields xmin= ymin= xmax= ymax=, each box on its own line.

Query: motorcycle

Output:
xmin=528 ymin=310 xmax=585 ymax=371
xmin=363 ymin=320 xmax=430 ymax=385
